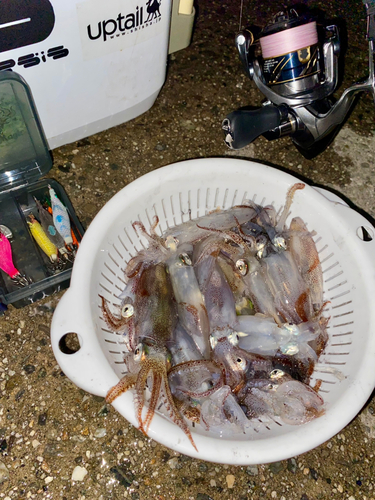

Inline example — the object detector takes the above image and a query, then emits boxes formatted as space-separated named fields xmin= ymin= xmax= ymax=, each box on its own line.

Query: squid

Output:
xmin=100 ymin=262 xmax=152 ymax=351
xmin=105 ymin=263 xmax=198 ymax=451
xmin=165 ymin=239 xmax=211 ymax=358
xmin=288 ymin=216 xmax=324 ymax=312
xmin=237 ymin=375 xmax=324 ymax=425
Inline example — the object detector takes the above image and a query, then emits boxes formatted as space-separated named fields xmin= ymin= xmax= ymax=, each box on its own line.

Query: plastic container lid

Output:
xmin=0 ymin=70 xmax=52 ymax=193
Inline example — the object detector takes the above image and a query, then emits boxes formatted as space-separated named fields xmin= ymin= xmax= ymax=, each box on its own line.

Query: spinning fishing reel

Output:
xmin=223 ymin=1 xmax=375 ymax=158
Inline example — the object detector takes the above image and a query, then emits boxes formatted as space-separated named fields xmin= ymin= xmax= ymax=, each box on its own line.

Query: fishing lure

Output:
xmin=0 ymin=229 xmax=30 ymax=286
xmin=49 ymin=186 xmax=73 ymax=246
xmin=28 ymin=215 xmax=58 ymax=263
xmin=34 ymin=198 xmax=69 ymax=259
xmin=46 ymin=205 xmax=79 ymax=251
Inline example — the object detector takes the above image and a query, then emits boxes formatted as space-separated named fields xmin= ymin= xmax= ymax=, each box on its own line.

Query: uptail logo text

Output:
xmin=86 ymin=0 xmax=162 ymax=42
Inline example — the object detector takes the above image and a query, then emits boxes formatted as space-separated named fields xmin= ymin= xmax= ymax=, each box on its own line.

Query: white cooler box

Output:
xmin=0 ymin=0 xmax=172 ymax=149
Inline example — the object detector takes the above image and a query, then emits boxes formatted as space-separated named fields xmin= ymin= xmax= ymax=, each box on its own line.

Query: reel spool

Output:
xmin=259 ymin=9 xmax=321 ymax=97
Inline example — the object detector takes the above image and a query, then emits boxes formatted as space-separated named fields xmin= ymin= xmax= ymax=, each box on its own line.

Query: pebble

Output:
xmin=110 ymin=466 xmax=134 ymax=487
xmin=303 ymin=467 xmax=310 ymax=475
xmin=38 ymin=413 xmax=48 ymax=426
xmin=269 ymin=462 xmax=284 ymax=474
xmin=71 ymin=466 xmax=88 ymax=482
xmin=226 ymin=474 xmax=235 ymax=488
xmin=41 ymin=461 xmax=51 ymax=473
xmin=246 ymin=465 xmax=259 ymax=476
xmin=5 ymin=375 xmax=22 ymax=391
xmin=94 ymin=428 xmax=106 ymax=438
xmin=32 ymin=439 xmax=41 ymax=448
xmin=337 ymin=485 xmax=343 ymax=493
xmin=23 ymin=364 xmax=36 ymax=374
xmin=97 ymin=405 xmax=109 ymax=417
xmin=287 ymin=458 xmax=297 ymax=473
xmin=167 ymin=457 xmax=179 ymax=469
xmin=72 ymin=435 xmax=86 ymax=442
xmin=310 ymin=468 xmax=318 ymax=480
xmin=44 ymin=443 xmax=63 ymax=457
xmin=0 ymin=461 xmax=9 ymax=483
xmin=180 ymin=119 xmax=195 ymax=130
xmin=44 ymin=476 xmax=53 ymax=484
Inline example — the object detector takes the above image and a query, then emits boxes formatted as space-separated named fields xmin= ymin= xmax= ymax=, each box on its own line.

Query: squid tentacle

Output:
xmin=196 ymin=223 xmax=247 ymax=249
xmin=100 ymin=295 xmax=128 ymax=332
xmin=233 ymin=216 xmax=257 ymax=249
xmin=134 ymin=363 xmax=155 ymax=434
xmin=106 ymin=373 xmax=138 ymax=404
xmin=276 ymin=182 xmax=305 ymax=231
xmin=143 ymin=371 xmax=163 ymax=433
xmin=160 ymin=375 xmax=198 ymax=452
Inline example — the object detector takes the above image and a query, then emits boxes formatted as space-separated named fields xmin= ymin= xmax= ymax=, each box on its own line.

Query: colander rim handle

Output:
xmin=50 ymin=288 xmax=120 ymax=397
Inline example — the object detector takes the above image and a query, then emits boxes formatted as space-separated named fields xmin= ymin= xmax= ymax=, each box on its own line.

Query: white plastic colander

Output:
xmin=51 ymin=158 xmax=375 ymax=465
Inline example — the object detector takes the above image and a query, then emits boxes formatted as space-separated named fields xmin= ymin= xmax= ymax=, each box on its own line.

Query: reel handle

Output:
xmin=222 ymin=106 xmax=282 ymax=149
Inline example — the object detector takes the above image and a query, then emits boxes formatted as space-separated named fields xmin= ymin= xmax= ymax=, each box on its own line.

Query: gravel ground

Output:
xmin=1 ymin=0 xmax=375 ymax=499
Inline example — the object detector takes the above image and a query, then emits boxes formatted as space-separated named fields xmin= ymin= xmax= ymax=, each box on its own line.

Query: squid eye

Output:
xmin=236 ymin=357 xmax=247 ymax=370
xmin=236 ymin=259 xmax=248 ymax=276
xmin=227 ymin=332 xmax=239 ymax=346
xmin=256 ymin=235 xmax=267 ymax=249
xmin=179 ymin=253 xmax=192 ymax=266
xmin=267 ymin=383 xmax=278 ymax=391
xmin=134 ymin=344 xmax=143 ymax=360
xmin=121 ymin=304 xmax=134 ymax=318
xmin=270 ymin=369 xmax=285 ymax=379
xmin=165 ymin=235 xmax=179 ymax=250
xmin=281 ymin=343 xmax=299 ymax=355
xmin=273 ymin=235 xmax=287 ymax=250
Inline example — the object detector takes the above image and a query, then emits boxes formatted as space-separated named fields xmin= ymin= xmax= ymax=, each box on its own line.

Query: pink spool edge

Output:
xmin=260 ymin=22 xmax=318 ymax=59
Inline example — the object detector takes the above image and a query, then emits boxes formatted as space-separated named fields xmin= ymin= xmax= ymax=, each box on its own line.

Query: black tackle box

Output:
xmin=0 ymin=70 xmax=84 ymax=309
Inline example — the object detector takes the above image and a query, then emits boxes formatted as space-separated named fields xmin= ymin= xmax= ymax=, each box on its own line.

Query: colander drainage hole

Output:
xmin=357 ymin=226 xmax=374 ymax=242
xmin=59 ymin=332 xmax=81 ymax=355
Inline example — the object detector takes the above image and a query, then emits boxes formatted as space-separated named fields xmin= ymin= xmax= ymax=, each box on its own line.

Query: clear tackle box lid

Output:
xmin=0 ymin=70 xmax=52 ymax=193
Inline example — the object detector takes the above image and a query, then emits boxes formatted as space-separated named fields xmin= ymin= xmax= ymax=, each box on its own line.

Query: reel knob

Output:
xmin=222 ymin=106 xmax=282 ymax=149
